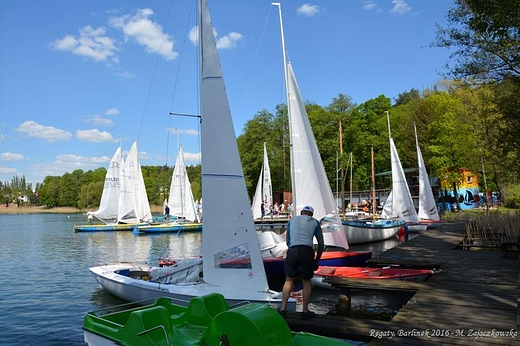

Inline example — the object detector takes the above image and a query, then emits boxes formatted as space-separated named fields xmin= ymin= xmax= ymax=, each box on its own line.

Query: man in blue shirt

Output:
xmin=279 ymin=205 xmax=324 ymax=319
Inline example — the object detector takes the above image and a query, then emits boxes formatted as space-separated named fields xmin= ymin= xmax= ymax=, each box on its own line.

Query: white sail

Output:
xmin=200 ymin=0 xmax=269 ymax=292
xmin=92 ymin=147 xmax=122 ymax=222
xmin=129 ymin=141 xmax=152 ymax=222
xmin=168 ymin=147 xmax=199 ymax=222
xmin=251 ymin=142 xmax=272 ymax=219
xmin=251 ymin=169 xmax=263 ymax=219
xmin=386 ymin=137 xmax=420 ymax=223
xmin=273 ymin=4 xmax=347 ymax=249
xmin=118 ymin=141 xmax=152 ymax=224
xmin=415 ymin=124 xmax=440 ymax=220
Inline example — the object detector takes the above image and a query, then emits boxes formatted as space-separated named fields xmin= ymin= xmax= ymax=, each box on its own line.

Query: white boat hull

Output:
xmin=406 ymin=222 xmax=428 ymax=232
xmin=90 ymin=263 xmax=296 ymax=311
xmin=342 ymin=220 xmax=404 ymax=244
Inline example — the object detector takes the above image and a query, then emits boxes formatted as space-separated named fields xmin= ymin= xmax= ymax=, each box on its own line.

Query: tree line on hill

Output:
xmin=1 ymin=0 xmax=519 ymax=210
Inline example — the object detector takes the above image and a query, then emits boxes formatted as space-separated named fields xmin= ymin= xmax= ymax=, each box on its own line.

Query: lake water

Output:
xmin=0 ymin=213 xmax=410 ymax=345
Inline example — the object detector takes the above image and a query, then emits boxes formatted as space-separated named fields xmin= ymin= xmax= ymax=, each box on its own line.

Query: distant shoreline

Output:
xmin=0 ymin=205 xmax=164 ymax=215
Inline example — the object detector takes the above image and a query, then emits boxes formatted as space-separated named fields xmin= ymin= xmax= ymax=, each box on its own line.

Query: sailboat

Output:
xmin=340 ymin=148 xmax=406 ymax=244
xmin=414 ymin=123 xmax=444 ymax=228
xmin=133 ymin=147 xmax=202 ymax=234
xmin=251 ymin=142 xmax=273 ymax=220
xmin=258 ymin=4 xmax=372 ymax=278
xmin=313 ymin=148 xmax=414 ymax=288
xmin=74 ymin=142 xmax=152 ymax=232
xmin=89 ymin=0 xmax=295 ymax=311
xmin=382 ymin=113 xmax=427 ymax=232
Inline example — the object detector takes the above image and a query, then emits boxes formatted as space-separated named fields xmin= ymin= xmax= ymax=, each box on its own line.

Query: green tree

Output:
xmin=39 ymin=176 xmax=60 ymax=207
xmin=237 ymin=108 xmax=287 ymax=199
xmin=434 ymin=0 xmax=520 ymax=82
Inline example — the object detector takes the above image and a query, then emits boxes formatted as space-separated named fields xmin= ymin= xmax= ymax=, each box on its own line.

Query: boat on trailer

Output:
xmin=83 ymin=293 xmax=353 ymax=346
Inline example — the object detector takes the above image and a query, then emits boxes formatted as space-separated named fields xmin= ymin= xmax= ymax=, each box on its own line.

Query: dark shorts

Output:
xmin=284 ymin=245 xmax=315 ymax=280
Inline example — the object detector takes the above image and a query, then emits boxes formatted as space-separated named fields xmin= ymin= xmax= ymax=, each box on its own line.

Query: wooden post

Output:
xmin=336 ymin=287 xmax=352 ymax=316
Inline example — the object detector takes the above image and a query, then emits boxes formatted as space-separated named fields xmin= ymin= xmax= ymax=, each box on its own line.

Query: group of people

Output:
xmin=260 ymin=200 xmax=292 ymax=219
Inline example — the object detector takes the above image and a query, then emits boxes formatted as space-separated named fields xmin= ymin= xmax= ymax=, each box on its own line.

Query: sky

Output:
xmin=0 ymin=0 xmax=455 ymax=187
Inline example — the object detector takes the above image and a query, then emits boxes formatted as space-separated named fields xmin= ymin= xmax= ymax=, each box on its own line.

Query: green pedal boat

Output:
xmin=83 ymin=293 xmax=352 ymax=346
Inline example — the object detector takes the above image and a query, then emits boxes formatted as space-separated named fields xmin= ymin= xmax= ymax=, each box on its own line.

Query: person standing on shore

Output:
xmin=279 ymin=205 xmax=324 ymax=319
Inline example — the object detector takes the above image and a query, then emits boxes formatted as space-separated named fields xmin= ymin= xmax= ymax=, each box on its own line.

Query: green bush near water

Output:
xmin=504 ymin=184 xmax=520 ymax=209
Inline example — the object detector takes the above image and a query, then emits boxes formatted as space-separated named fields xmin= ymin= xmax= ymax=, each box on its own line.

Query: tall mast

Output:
xmin=371 ymin=147 xmax=377 ymax=220
xmin=349 ymin=152 xmax=353 ymax=211
xmin=339 ymin=120 xmax=345 ymax=214
xmin=272 ymin=2 xmax=296 ymax=216
xmin=385 ymin=110 xmax=391 ymax=139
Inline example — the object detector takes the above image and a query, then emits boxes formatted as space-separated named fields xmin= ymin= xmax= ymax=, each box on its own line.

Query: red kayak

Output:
xmin=312 ymin=265 xmax=434 ymax=288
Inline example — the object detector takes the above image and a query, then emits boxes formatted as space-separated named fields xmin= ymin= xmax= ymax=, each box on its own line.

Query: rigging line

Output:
xmin=231 ymin=5 xmax=275 ymax=115
xmin=136 ymin=0 xmax=176 ymax=141
xmin=166 ymin=0 xmax=197 ymax=166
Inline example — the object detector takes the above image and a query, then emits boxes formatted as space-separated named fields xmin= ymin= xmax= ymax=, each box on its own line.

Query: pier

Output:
xmin=284 ymin=220 xmax=518 ymax=345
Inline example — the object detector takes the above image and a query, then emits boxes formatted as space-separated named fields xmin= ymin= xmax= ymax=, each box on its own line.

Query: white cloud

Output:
xmin=391 ymin=0 xmax=411 ymax=15
xmin=114 ymin=71 xmax=135 ymax=78
xmin=189 ymin=26 xmax=199 ymax=46
xmin=85 ymin=115 xmax=114 ymax=126
xmin=216 ymin=32 xmax=243 ymax=49
xmin=363 ymin=1 xmax=377 ymax=10
xmin=28 ymin=154 xmax=112 ymax=179
xmin=1 ymin=152 xmax=24 ymax=161
xmin=50 ymin=25 xmax=118 ymax=62
xmin=76 ymin=129 xmax=116 ymax=142
xmin=168 ymin=127 xmax=199 ymax=136
xmin=56 ymin=154 xmax=111 ymax=164
xmin=106 ymin=108 xmax=119 ymax=115
xmin=16 ymin=121 xmax=72 ymax=142
xmin=0 ymin=166 xmax=18 ymax=175
xmin=189 ymin=25 xmax=242 ymax=49
xmin=297 ymin=4 xmax=319 ymax=17
xmin=183 ymin=151 xmax=201 ymax=164
xmin=110 ymin=8 xmax=177 ymax=60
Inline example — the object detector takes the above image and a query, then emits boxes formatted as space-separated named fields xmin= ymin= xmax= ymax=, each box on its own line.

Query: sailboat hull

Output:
xmin=419 ymin=219 xmax=445 ymax=229
xmin=90 ymin=263 xmax=295 ymax=311
xmin=133 ymin=222 xmax=202 ymax=234
xmin=262 ymin=250 xmax=372 ymax=278
xmin=74 ymin=223 xmax=147 ymax=232
xmin=341 ymin=219 xmax=405 ymax=244
xmin=406 ymin=222 xmax=428 ymax=233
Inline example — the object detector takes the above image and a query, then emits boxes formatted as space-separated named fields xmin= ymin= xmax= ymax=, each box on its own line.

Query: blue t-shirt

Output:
xmin=286 ymin=214 xmax=324 ymax=248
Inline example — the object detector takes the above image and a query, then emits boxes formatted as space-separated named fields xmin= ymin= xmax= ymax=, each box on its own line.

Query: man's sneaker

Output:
xmin=301 ymin=310 xmax=316 ymax=320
